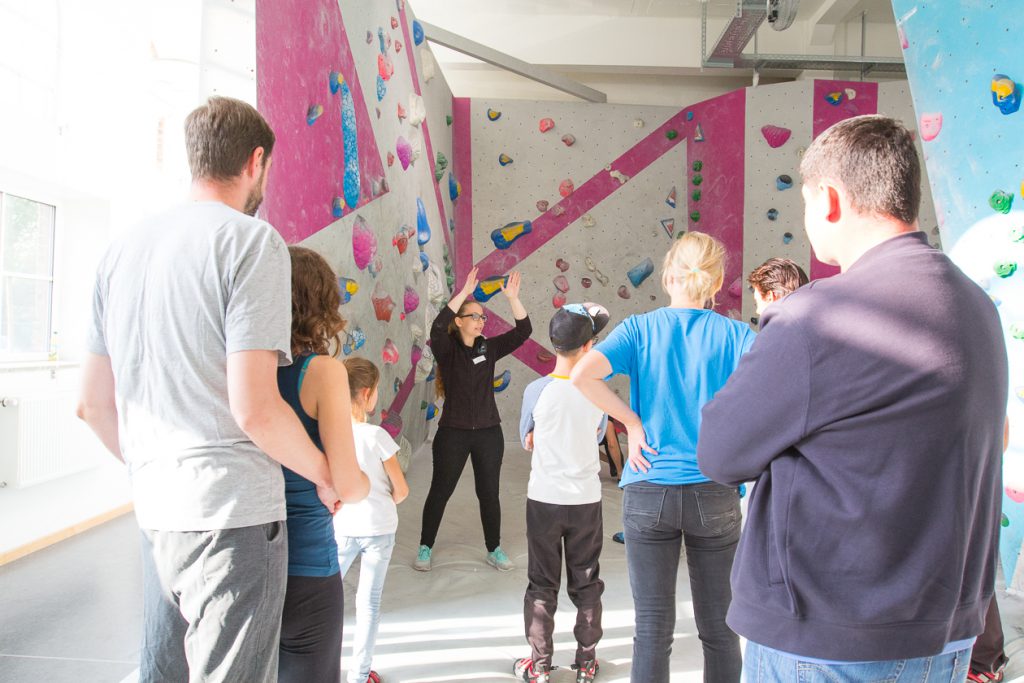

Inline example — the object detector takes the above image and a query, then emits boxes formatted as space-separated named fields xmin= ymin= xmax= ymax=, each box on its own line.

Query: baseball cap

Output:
xmin=549 ymin=302 xmax=610 ymax=352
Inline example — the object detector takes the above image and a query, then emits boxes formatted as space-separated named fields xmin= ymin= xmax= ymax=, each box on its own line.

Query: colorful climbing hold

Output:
xmin=449 ymin=173 xmax=461 ymax=201
xmin=824 ymin=91 xmax=844 ymax=106
xmin=692 ymin=174 xmax=703 ymax=186
xmin=694 ymin=124 xmax=705 ymax=142
xmin=537 ymin=350 xmax=555 ymax=363
xmin=919 ymin=113 xmax=942 ymax=142
xmin=610 ymin=170 xmax=629 ymax=184
xmin=993 ymin=260 xmax=1017 ymax=278
xmin=352 ymin=215 xmax=378 ymax=271
xmin=365 ymin=30 xmax=373 ymax=45
xmin=474 ymin=276 xmax=508 ymax=302
xmin=382 ymin=339 xmax=399 ymax=365
xmin=783 ymin=232 xmax=793 ymax=245
xmin=559 ymin=179 xmax=575 ymax=197
xmin=686 ymin=111 xmax=694 ymax=121
xmin=991 ymin=74 xmax=1021 ymax=115
xmin=390 ymin=16 xmax=399 ymax=29
xmin=487 ymin=108 xmax=502 ymax=121
xmin=371 ymin=281 xmax=395 ymax=322
xmin=396 ymin=136 xmax=414 ymax=170
xmin=692 ymin=190 xmax=702 ymax=202
xmin=536 ymin=200 xmax=549 ymax=213
xmin=990 ymin=190 xmax=1014 ymax=214
xmin=331 ymin=197 xmax=344 ymax=219
xmin=377 ymin=27 xmax=386 ymax=54
xmin=666 ymin=130 xmax=679 ymax=140
xmin=556 ymin=258 xmax=570 ymax=272
xmin=561 ymin=134 xmax=576 ymax=147
xmin=761 ymin=125 xmax=792 ymax=148
xmin=306 ymin=104 xmax=324 ymax=125
xmin=397 ymin=103 xmax=407 ymax=121
xmin=339 ymin=81 xmax=361 ymax=211
xmin=426 ymin=403 xmax=438 ymax=421
xmin=552 ymin=205 xmax=566 ymax=217
xmin=1010 ymin=323 xmax=1024 ymax=340
xmin=416 ymin=198 xmax=431 ymax=246
xmin=539 ymin=118 xmax=555 ymax=133
xmin=1002 ymin=513 xmax=1010 ymax=528
xmin=418 ymin=251 xmax=429 ymax=272
xmin=491 ymin=220 xmax=532 ymax=249
xmin=581 ymin=277 xmax=592 ymax=289
xmin=434 ymin=152 xmax=449 ymax=183
xmin=776 ymin=175 xmax=793 ymax=191
xmin=692 ymin=160 xmax=703 ymax=172
xmin=387 ymin=151 xmax=395 ymax=167
xmin=404 ymin=286 xmax=420 ymax=315
xmin=338 ymin=277 xmax=359 ymax=304
xmin=407 ymin=94 xmax=426 ymax=127
xmin=617 ymin=285 xmax=631 ymax=300
xmin=581 ymin=214 xmax=596 ymax=228
xmin=392 ymin=225 xmax=413 ymax=254
xmin=845 ymin=88 xmax=857 ymax=101
xmin=767 ymin=209 xmax=779 ymax=221
xmin=660 ymin=218 xmax=675 ymax=238
xmin=553 ymin=275 xmax=569 ymax=293
xmin=395 ymin=39 xmax=403 ymax=53
xmin=376 ymin=75 xmax=386 ymax=101
xmin=446 ymin=114 xmax=452 ymax=126
xmin=1011 ymin=226 xmax=1024 ymax=243
xmin=627 ymin=257 xmax=654 ymax=288
xmin=552 ymin=292 xmax=567 ymax=308
xmin=666 ymin=187 xmax=677 ymax=209
xmin=689 ymin=211 xmax=701 ymax=223
xmin=342 ymin=327 xmax=366 ymax=356
xmin=634 ymin=119 xmax=644 ymax=128
xmin=493 ymin=369 xmax=512 ymax=393
xmin=727 ymin=277 xmax=743 ymax=298
xmin=412 ymin=19 xmax=424 ymax=45
xmin=498 ymin=153 xmax=514 ymax=166
xmin=378 ymin=53 xmax=394 ymax=81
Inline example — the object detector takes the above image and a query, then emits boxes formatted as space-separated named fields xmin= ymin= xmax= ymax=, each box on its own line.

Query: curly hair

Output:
xmin=288 ymin=246 xmax=346 ymax=357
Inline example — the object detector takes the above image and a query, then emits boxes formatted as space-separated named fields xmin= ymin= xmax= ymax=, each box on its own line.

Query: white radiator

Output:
xmin=0 ymin=392 xmax=106 ymax=489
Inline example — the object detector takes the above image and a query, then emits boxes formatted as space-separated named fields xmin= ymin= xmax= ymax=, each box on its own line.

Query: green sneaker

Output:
xmin=486 ymin=546 xmax=514 ymax=571
xmin=414 ymin=544 xmax=432 ymax=572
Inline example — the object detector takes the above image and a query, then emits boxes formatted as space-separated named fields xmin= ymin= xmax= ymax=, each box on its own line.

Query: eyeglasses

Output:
xmin=458 ymin=313 xmax=488 ymax=322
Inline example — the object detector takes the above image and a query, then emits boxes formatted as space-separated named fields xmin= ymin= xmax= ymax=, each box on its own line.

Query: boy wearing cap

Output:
xmin=513 ymin=303 xmax=611 ymax=683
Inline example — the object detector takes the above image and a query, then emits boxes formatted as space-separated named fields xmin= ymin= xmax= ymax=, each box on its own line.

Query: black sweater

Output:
xmin=431 ymin=306 xmax=532 ymax=430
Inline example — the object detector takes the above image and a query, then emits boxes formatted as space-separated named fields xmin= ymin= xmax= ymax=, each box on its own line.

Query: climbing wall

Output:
xmin=893 ymin=0 xmax=1024 ymax=591
xmin=256 ymin=0 xmax=454 ymax=457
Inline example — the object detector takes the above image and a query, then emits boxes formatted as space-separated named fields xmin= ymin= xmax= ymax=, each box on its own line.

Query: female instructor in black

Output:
xmin=415 ymin=267 xmax=531 ymax=572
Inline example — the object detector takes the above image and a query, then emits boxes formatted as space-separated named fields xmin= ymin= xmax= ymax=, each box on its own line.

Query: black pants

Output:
xmin=420 ymin=425 xmax=504 ymax=552
xmin=525 ymin=499 xmax=604 ymax=670
xmin=971 ymin=595 xmax=1008 ymax=673
xmin=278 ymin=573 xmax=344 ymax=683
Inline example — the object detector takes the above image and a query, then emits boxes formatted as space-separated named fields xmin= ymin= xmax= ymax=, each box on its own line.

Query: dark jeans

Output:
xmin=421 ymin=425 xmax=505 ymax=552
xmin=971 ymin=595 xmax=1008 ymax=673
xmin=524 ymin=499 xmax=604 ymax=670
xmin=279 ymin=573 xmax=344 ymax=683
xmin=623 ymin=481 xmax=742 ymax=683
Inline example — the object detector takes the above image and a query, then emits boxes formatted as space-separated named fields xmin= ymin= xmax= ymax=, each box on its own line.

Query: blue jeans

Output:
xmin=338 ymin=533 xmax=396 ymax=683
xmin=623 ymin=481 xmax=742 ymax=683
xmin=743 ymin=641 xmax=972 ymax=682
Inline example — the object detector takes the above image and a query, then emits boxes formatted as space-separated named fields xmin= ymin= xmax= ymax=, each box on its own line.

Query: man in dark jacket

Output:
xmin=697 ymin=115 xmax=1007 ymax=681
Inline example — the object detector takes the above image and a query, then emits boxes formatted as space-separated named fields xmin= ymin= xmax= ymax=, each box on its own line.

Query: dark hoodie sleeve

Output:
xmin=430 ymin=306 xmax=456 ymax=360
xmin=489 ymin=315 xmax=533 ymax=361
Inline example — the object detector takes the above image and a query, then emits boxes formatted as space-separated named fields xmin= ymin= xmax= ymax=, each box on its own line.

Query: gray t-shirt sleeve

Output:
xmin=520 ymin=376 xmax=553 ymax=447
xmin=224 ymin=224 xmax=293 ymax=366
xmin=85 ymin=256 xmax=108 ymax=356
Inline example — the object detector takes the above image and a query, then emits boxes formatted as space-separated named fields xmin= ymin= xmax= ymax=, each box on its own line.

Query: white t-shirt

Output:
xmin=520 ymin=375 xmax=608 ymax=505
xmin=86 ymin=202 xmax=292 ymax=531
xmin=334 ymin=422 xmax=401 ymax=537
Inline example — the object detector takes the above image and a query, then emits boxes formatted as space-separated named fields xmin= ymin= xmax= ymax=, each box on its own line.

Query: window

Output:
xmin=0 ymin=193 xmax=56 ymax=359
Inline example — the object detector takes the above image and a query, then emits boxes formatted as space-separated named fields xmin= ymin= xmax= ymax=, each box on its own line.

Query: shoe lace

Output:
xmin=417 ymin=545 xmax=431 ymax=561
xmin=492 ymin=547 xmax=509 ymax=563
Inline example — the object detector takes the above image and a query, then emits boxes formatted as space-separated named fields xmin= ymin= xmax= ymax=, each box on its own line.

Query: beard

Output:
xmin=242 ymin=164 xmax=267 ymax=216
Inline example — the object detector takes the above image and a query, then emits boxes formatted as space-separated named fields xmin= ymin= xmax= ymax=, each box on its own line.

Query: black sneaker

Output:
xmin=572 ymin=659 xmax=599 ymax=682
xmin=513 ymin=657 xmax=550 ymax=683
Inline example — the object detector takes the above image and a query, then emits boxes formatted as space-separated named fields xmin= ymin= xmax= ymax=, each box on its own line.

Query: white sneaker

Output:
xmin=486 ymin=546 xmax=514 ymax=571
xmin=414 ymin=544 xmax=432 ymax=572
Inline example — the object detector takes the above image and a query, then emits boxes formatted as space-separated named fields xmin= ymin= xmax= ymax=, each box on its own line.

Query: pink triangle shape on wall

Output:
xmin=256 ymin=0 xmax=388 ymax=243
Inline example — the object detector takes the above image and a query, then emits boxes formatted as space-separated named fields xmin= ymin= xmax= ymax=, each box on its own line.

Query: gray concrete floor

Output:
xmin=2 ymin=442 xmax=1023 ymax=682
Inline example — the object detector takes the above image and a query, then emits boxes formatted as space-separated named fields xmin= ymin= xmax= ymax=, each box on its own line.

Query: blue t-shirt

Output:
xmin=277 ymin=354 xmax=340 ymax=577
xmin=596 ymin=307 xmax=755 ymax=487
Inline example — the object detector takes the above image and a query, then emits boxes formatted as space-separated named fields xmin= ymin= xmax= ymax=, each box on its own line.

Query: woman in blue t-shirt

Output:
xmin=571 ymin=232 xmax=755 ymax=683
xmin=277 ymin=246 xmax=370 ymax=683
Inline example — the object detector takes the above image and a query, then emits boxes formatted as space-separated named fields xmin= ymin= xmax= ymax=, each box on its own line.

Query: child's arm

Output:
xmin=524 ymin=431 xmax=534 ymax=451
xmin=383 ymin=455 xmax=410 ymax=504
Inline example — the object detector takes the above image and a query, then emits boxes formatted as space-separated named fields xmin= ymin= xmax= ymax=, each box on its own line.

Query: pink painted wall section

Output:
xmin=810 ymin=79 xmax=879 ymax=279
xmin=686 ymin=89 xmax=746 ymax=314
xmin=255 ymin=0 xmax=387 ymax=243
xmin=452 ymin=97 xmax=474 ymax=283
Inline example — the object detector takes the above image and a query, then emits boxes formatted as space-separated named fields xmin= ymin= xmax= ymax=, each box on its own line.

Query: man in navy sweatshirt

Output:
xmin=697 ymin=116 xmax=1007 ymax=681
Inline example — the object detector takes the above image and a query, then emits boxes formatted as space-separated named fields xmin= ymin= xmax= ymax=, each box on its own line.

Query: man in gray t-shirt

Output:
xmin=77 ymin=97 xmax=358 ymax=682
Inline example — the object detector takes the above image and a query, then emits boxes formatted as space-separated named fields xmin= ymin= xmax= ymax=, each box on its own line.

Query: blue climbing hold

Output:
xmin=329 ymin=71 xmax=342 ymax=95
xmin=686 ymin=111 xmax=694 ymax=121
xmin=419 ymin=251 xmax=430 ymax=272
xmin=776 ymin=174 xmax=793 ymax=191
xmin=449 ymin=172 xmax=461 ymax=201
xmin=767 ymin=208 xmax=779 ymax=221
xmin=332 ymin=197 xmax=344 ymax=218
xmin=416 ymin=198 xmax=431 ymax=246
xmin=412 ymin=20 xmax=424 ymax=45
xmin=378 ymin=27 xmax=386 ymax=54
xmin=493 ymin=369 xmax=511 ymax=393
xmin=474 ymin=276 xmax=508 ymax=303
xmin=627 ymin=257 xmax=654 ymax=288
xmin=341 ymin=82 xmax=360 ymax=210
xmin=782 ymin=232 xmax=793 ymax=244
xmin=491 ymin=221 xmax=533 ymax=249
xmin=376 ymin=75 xmax=386 ymax=101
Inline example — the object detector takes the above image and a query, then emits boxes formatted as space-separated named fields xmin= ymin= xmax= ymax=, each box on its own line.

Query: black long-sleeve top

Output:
xmin=431 ymin=306 xmax=532 ymax=430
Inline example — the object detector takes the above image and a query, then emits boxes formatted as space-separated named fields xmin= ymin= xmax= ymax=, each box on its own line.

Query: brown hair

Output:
xmin=185 ymin=96 xmax=276 ymax=181
xmin=799 ymin=115 xmax=921 ymax=225
xmin=288 ymin=246 xmax=346 ymax=357
xmin=343 ymin=357 xmax=380 ymax=401
xmin=661 ymin=231 xmax=726 ymax=305
xmin=435 ymin=300 xmax=478 ymax=399
xmin=747 ymin=257 xmax=809 ymax=299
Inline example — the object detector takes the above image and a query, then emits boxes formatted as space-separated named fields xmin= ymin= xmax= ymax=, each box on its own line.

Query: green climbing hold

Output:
xmin=666 ymin=130 xmax=679 ymax=140
xmin=692 ymin=160 xmax=703 ymax=172
xmin=692 ymin=174 xmax=703 ymax=186
xmin=1002 ymin=513 xmax=1010 ymax=528
xmin=676 ymin=231 xmax=686 ymax=239
xmin=994 ymin=260 xmax=1018 ymax=278
xmin=690 ymin=211 xmax=701 ymax=222
xmin=420 ymin=400 xmax=429 ymax=409
xmin=1011 ymin=226 xmax=1024 ymax=242
xmin=692 ymin=190 xmax=702 ymax=202
xmin=446 ymin=114 xmax=453 ymax=126
xmin=1010 ymin=323 xmax=1024 ymax=340
xmin=989 ymin=190 xmax=1014 ymax=214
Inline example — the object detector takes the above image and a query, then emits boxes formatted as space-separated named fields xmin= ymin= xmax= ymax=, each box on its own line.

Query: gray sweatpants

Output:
xmin=139 ymin=521 xmax=288 ymax=683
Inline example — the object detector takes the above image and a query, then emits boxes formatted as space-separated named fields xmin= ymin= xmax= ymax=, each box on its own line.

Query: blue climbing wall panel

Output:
xmin=892 ymin=0 xmax=1024 ymax=590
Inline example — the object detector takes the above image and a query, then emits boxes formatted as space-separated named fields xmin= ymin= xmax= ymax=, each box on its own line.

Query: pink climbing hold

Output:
xmin=897 ymin=24 xmax=908 ymax=50
xmin=387 ymin=151 xmax=395 ymax=167
xmin=371 ymin=281 xmax=395 ymax=322
xmin=559 ymin=179 xmax=574 ymax=198
xmin=537 ymin=350 xmax=555 ymax=363
xmin=555 ymin=258 xmax=570 ymax=272
xmin=411 ymin=344 xmax=423 ymax=366
xmin=396 ymin=137 xmax=413 ymax=170
xmin=561 ymin=134 xmax=576 ymax=147
xmin=382 ymin=339 xmax=399 ymax=365
xmin=536 ymin=200 xmax=549 ymax=213
xmin=390 ymin=16 xmax=399 ymax=29
xmin=761 ymin=125 xmax=792 ymax=149
xmin=397 ymin=103 xmax=407 ymax=120
xmin=617 ymin=285 xmax=631 ymax=300
xmin=378 ymin=54 xmax=394 ymax=81
xmin=581 ymin=277 xmax=592 ymax=288
xmin=1007 ymin=486 xmax=1024 ymax=504
xmin=395 ymin=40 xmax=403 ymax=53
xmin=552 ymin=292 xmax=567 ymax=308
xmin=553 ymin=275 xmax=569 ymax=293
xmin=352 ymin=216 xmax=378 ymax=271
xmin=539 ymin=118 xmax=555 ymax=133
xmin=404 ymin=285 xmax=420 ymax=314
xmin=919 ymin=113 xmax=942 ymax=142
xmin=727 ymin=277 xmax=742 ymax=298
xmin=552 ymin=205 xmax=566 ymax=217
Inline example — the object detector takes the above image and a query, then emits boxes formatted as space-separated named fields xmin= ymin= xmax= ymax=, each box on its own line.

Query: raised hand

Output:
xmin=501 ymin=271 xmax=522 ymax=300
xmin=460 ymin=267 xmax=480 ymax=298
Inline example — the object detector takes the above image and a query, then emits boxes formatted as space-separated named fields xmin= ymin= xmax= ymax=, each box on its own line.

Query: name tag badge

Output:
xmin=473 ymin=355 xmax=486 ymax=365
